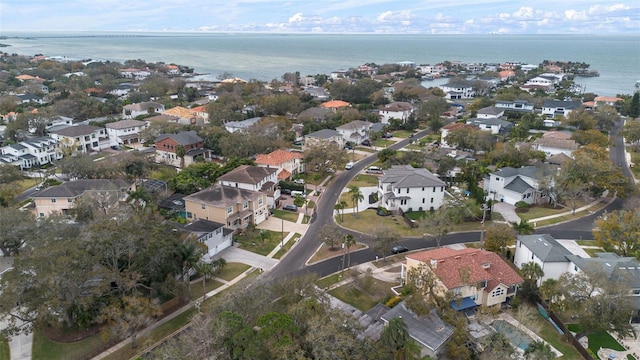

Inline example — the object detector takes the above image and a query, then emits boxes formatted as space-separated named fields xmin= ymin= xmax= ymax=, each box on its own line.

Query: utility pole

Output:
xmin=480 ymin=204 xmax=489 ymax=249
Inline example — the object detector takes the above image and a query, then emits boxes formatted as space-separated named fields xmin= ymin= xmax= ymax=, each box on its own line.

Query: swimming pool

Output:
xmin=491 ymin=320 xmax=533 ymax=350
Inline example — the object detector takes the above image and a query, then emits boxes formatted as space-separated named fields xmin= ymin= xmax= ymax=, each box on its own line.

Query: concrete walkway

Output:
xmin=1 ymin=319 xmax=32 ymax=360
xmin=213 ymin=247 xmax=278 ymax=271
xmin=492 ymin=202 xmax=520 ymax=224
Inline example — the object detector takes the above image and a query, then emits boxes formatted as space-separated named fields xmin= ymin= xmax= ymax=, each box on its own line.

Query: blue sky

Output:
xmin=1 ymin=0 xmax=638 ymax=34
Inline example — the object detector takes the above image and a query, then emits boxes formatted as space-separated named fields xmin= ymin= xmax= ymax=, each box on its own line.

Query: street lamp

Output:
xmin=281 ymin=216 xmax=284 ymax=248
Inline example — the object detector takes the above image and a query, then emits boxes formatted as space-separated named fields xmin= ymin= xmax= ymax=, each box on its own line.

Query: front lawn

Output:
xmin=32 ymin=328 xmax=111 ymax=360
xmin=392 ymin=130 xmax=412 ymax=138
xmin=373 ymin=139 xmax=395 ymax=147
xmin=272 ymin=233 xmax=300 ymax=259
xmin=0 ymin=337 xmax=9 ymax=360
xmin=630 ymin=151 xmax=640 ymax=179
xmin=271 ymin=209 xmax=298 ymax=222
xmin=236 ymin=229 xmax=284 ymax=256
xmin=189 ymin=278 xmax=224 ymax=300
xmin=216 ymin=262 xmax=252 ymax=282
xmin=517 ymin=205 xmax=569 ymax=221
xmin=348 ymin=174 xmax=380 ymax=187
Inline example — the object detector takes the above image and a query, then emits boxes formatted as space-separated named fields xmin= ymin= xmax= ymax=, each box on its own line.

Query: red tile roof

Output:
xmin=277 ymin=169 xmax=292 ymax=180
xmin=320 ymin=100 xmax=350 ymax=109
xmin=255 ymin=149 xmax=303 ymax=166
xmin=407 ymin=248 xmax=522 ymax=291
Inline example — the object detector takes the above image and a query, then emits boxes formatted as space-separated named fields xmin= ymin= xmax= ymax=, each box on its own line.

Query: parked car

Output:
xmin=361 ymin=139 xmax=371 ymax=146
xmin=283 ymin=204 xmax=298 ymax=211
xmin=382 ymin=133 xmax=393 ymax=139
xmin=366 ymin=166 xmax=383 ymax=174
xmin=391 ymin=245 xmax=409 ymax=254
xmin=293 ymin=179 xmax=305 ymax=185
xmin=345 ymin=162 xmax=354 ymax=170
xmin=281 ymin=189 xmax=292 ymax=195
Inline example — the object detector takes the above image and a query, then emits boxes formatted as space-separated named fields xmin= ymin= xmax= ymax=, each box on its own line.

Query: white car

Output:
xmin=293 ymin=179 xmax=305 ymax=185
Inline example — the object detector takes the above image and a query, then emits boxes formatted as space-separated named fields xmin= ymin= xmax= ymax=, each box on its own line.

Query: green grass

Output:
xmin=348 ymin=174 xmax=380 ymax=187
xmin=567 ymin=324 xmax=625 ymax=357
xmin=316 ymin=273 xmax=342 ymax=289
xmin=576 ymin=240 xmax=597 ymax=246
xmin=32 ymin=328 xmax=111 ymax=360
xmin=0 ymin=337 xmax=9 ymax=360
xmin=216 ymin=262 xmax=252 ymax=281
xmin=272 ymin=233 xmax=299 ymax=259
xmin=355 ymin=147 xmax=376 ymax=153
xmin=628 ymin=355 xmax=637 ymax=360
xmin=328 ymin=285 xmax=380 ymax=312
xmin=630 ymin=151 xmax=640 ymax=179
xmin=392 ymin=130 xmax=412 ymax=138
xmin=517 ymin=205 xmax=569 ymax=221
xmin=526 ymin=316 xmax=583 ymax=360
xmin=17 ymin=178 xmax=38 ymax=192
xmin=272 ymin=209 xmax=298 ymax=222
xmin=405 ymin=143 xmax=424 ymax=150
xmin=307 ymin=200 xmax=315 ymax=209
xmin=405 ymin=211 xmax=427 ymax=220
xmin=236 ymin=229 xmax=286 ymax=256
xmin=373 ymin=139 xmax=395 ymax=147
xmin=189 ymin=278 xmax=224 ymax=300
xmin=584 ymin=247 xmax=605 ymax=258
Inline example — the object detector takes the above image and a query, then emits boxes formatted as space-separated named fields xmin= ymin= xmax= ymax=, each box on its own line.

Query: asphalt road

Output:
xmin=267 ymin=118 xmax=634 ymax=281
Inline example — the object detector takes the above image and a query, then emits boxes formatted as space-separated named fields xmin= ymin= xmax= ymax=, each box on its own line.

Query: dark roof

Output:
xmin=33 ymin=179 xmax=133 ymax=198
xmin=50 ymin=124 xmax=102 ymax=137
xmin=155 ymin=130 xmax=203 ymax=146
xmin=504 ymin=176 xmax=534 ymax=194
xmin=542 ymin=100 xmax=582 ymax=110
xmin=218 ymin=165 xmax=277 ymax=185
xmin=158 ymin=193 xmax=186 ymax=211
xmin=183 ymin=184 xmax=261 ymax=207
xmin=518 ymin=234 xmax=573 ymax=262
xmin=305 ymin=129 xmax=341 ymax=139
xmin=477 ymin=106 xmax=504 ymax=116
xmin=380 ymin=165 xmax=445 ymax=188
xmin=181 ymin=219 xmax=226 ymax=233
xmin=492 ymin=166 xmax=539 ymax=179
xmin=381 ymin=302 xmax=454 ymax=352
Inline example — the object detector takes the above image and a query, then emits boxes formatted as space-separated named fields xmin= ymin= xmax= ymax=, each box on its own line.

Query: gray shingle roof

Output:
xmin=380 ymin=165 xmax=445 ymax=188
xmin=492 ymin=166 xmax=540 ymax=179
xmin=50 ymin=124 xmax=102 ymax=137
xmin=32 ymin=179 xmax=133 ymax=198
xmin=542 ymin=100 xmax=582 ymax=109
xmin=155 ymin=130 xmax=203 ymax=146
xmin=336 ymin=120 xmax=372 ymax=131
xmin=477 ymin=106 xmax=504 ymax=116
xmin=566 ymin=253 xmax=640 ymax=290
xmin=381 ymin=302 xmax=454 ymax=352
xmin=217 ymin=165 xmax=277 ymax=185
xmin=305 ymin=129 xmax=341 ymax=139
xmin=504 ymin=176 xmax=534 ymax=194
xmin=183 ymin=184 xmax=261 ymax=207
xmin=105 ymin=119 xmax=147 ymax=130
xmin=517 ymin=234 xmax=573 ymax=262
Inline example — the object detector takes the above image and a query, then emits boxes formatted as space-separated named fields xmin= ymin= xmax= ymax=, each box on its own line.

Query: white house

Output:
xmin=476 ymin=106 xmax=504 ymax=119
xmin=255 ymin=149 xmax=305 ymax=182
xmin=0 ymin=136 xmax=61 ymax=169
xmin=483 ymin=166 xmax=542 ymax=205
xmin=122 ymin=102 xmax=165 ymax=119
xmin=49 ymin=124 xmax=109 ymax=154
xmin=533 ymin=137 xmax=579 ymax=158
xmin=179 ymin=219 xmax=234 ymax=260
xmin=440 ymin=82 xmax=475 ymax=100
xmin=217 ymin=165 xmax=280 ymax=209
xmin=378 ymin=102 xmax=414 ymax=124
xmin=513 ymin=234 xmax=575 ymax=286
xmin=541 ymin=100 xmax=582 ymax=119
xmin=336 ymin=120 xmax=373 ymax=145
xmin=379 ymin=165 xmax=446 ymax=212
xmin=119 ymin=68 xmax=151 ymax=80
xmin=495 ymin=100 xmax=535 ymax=113
xmin=224 ymin=117 xmax=261 ymax=133
xmin=466 ymin=118 xmax=513 ymax=135
xmin=105 ymin=119 xmax=148 ymax=147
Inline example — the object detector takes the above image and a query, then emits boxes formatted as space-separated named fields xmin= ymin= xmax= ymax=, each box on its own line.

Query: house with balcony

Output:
xmin=379 ymin=165 xmax=446 ymax=212
xmin=303 ymin=129 xmax=344 ymax=150
xmin=105 ymin=119 xmax=147 ymax=147
xmin=183 ymin=184 xmax=269 ymax=230
xmin=255 ymin=149 xmax=304 ymax=181
xmin=483 ymin=165 xmax=549 ymax=206
xmin=440 ymin=82 xmax=475 ymax=100
xmin=154 ymin=130 xmax=210 ymax=168
xmin=176 ymin=219 xmax=234 ymax=260
xmin=402 ymin=248 xmax=523 ymax=312
xmin=532 ymin=137 xmax=579 ymax=158
xmin=217 ymin=165 xmax=280 ymax=208
xmin=32 ymin=179 xmax=134 ymax=217
xmin=0 ymin=136 xmax=61 ymax=169
xmin=495 ymin=100 xmax=535 ymax=113
xmin=49 ymin=124 xmax=108 ymax=154
xmin=336 ymin=120 xmax=372 ymax=146
xmin=378 ymin=102 xmax=414 ymax=124
xmin=541 ymin=100 xmax=582 ymax=119
xmin=122 ymin=101 xmax=165 ymax=119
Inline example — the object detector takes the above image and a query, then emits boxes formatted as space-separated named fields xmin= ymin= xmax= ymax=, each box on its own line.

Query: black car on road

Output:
xmin=391 ymin=245 xmax=409 ymax=254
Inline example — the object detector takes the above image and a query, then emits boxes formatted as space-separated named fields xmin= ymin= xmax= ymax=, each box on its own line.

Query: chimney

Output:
xmin=430 ymin=259 xmax=437 ymax=269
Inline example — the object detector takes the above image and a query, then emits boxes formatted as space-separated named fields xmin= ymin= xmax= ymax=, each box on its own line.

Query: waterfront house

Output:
xmin=440 ymin=82 xmax=475 ymax=100
xmin=50 ymin=124 xmax=108 ymax=154
xmin=217 ymin=165 xmax=280 ymax=209
xmin=402 ymin=248 xmax=523 ymax=311
xmin=378 ymin=165 xmax=446 ymax=212
xmin=32 ymin=179 xmax=134 ymax=217
xmin=183 ymin=184 xmax=269 ymax=230
xmin=541 ymin=100 xmax=582 ymax=119
xmin=255 ymin=149 xmax=305 ymax=182
xmin=594 ymin=96 xmax=624 ymax=107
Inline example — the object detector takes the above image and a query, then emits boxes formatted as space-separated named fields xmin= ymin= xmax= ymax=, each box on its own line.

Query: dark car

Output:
xmin=361 ymin=139 xmax=371 ymax=146
xmin=391 ymin=245 xmax=409 ymax=254
xmin=281 ymin=189 xmax=292 ymax=195
xmin=283 ymin=204 xmax=298 ymax=211
xmin=382 ymin=133 xmax=393 ymax=139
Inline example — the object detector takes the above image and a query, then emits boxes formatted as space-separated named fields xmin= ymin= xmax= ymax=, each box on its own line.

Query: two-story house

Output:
xmin=177 ymin=219 xmax=234 ymax=260
xmin=379 ymin=165 xmax=446 ymax=212
xmin=336 ymin=120 xmax=373 ymax=146
xmin=495 ymin=100 xmax=535 ymax=113
xmin=105 ymin=119 xmax=148 ymax=147
xmin=49 ymin=124 xmax=108 ymax=154
xmin=378 ymin=102 xmax=414 ymax=124
xmin=476 ymin=106 xmax=505 ymax=119
xmin=541 ymin=100 xmax=582 ymax=119
xmin=183 ymin=184 xmax=269 ymax=230
xmin=0 ymin=137 xmax=61 ymax=169
xmin=154 ymin=131 xmax=210 ymax=168
xmin=303 ymin=129 xmax=344 ymax=150
xmin=32 ymin=179 xmax=134 ymax=217
xmin=440 ymin=82 xmax=475 ymax=100
xmin=466 ymin=118 xmax=513 ymax=135
xmin=402 ymin=248 xmax=523 ymax=312
xmin=255 ymin=149 xmax=304 ymax=182
xmin=122 ymin=101 xmax=165 ymax=119
xmin=483 ymin=166 xmax=545 ymax=205
xmin=217 ymin=165 xmax=280 ymax=208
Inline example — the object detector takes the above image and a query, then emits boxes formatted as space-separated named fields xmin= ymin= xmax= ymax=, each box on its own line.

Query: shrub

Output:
xmin=515 ymin=201 xmax=529 ymax=209
xmin=385 ymin=296 xmax=402 ymax=308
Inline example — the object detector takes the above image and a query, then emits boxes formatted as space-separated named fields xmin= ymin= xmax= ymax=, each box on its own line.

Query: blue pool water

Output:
xmin=492 ymin=320 xmax=533 ymax=350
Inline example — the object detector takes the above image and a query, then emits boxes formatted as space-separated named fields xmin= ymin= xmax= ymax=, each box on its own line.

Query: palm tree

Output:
xmin=195 ymin=261 xmax=215 ymax=300
xmin=348 ymin=185 xmax=364 ymax=216
xmin=511 ymin=219 xmax=535 ymax=235
xmin=334 ymin=202 xmax=344 ymax=222
xmin=381 ymin=317 xmax=417 ymax=360
xmin=175 ymin=144 xmax=186 ymax=168
xmin=178 ymin=242 xmax=201 ymax=299
xmin=343 ymin=234 xmax=356 ymax=269
xmin=258 ymin=229 xmax=268 ymax=250
xmin=521 ymin=261 xmax=544 ymax=284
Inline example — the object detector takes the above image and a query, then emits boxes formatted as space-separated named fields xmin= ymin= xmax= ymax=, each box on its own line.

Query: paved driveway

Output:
xmin=492 ymin=202 xmax=520 ymax=223
xmin=213 ymin=246 xmax=278 ymax=271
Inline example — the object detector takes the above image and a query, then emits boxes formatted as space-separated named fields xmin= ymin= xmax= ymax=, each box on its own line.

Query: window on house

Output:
xmin=186 ymin=212 xmax=192 ymax=218
xmin=201 ymin=203 xmax=206 ymax=209
xmin=441 ymin=187 xmax=444 ymax=192
xmin=433 ymin=187 xmax=436 ymax=192
xmin=258 ymin=198 xmax=263 ymax=205
xmin=422 ymin=198 xmax=425 ymax=203
xmin=406 ymin=188 xmax=409 ymax=194
xmin=479 ymin=280 xmax=487 ymax=288
xmin=491 ymin=287 xmax=505 ymax=297
xmin=430 ymin=198 xmax=434 ymax=203
xmin=243 ymin=201 xmax=248 ymax=209
xmin=422 ymin=187 xmax=425 ymax=191
xmin=51 ymin=198 xmax=56 ymax=203
xmin=227 ymin=206 xmax=233 ymax=214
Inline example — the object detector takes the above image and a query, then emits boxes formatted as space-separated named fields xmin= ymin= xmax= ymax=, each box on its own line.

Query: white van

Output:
xmin=366 ymin=166 xmax=383 ymax=174
xmin=291 ymin=190 xmax=306 ymax=198
xmin=345 ymin=162 xmax=354 ymax=170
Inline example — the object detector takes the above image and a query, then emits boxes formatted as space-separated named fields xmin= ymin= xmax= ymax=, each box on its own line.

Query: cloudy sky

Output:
xmin=1 ymin=0 xmax=638 ymax=34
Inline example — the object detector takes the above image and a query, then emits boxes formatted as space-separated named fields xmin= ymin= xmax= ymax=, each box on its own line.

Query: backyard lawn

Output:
xmin=567 ymin=324 xmax=625 ymax=358
xmin=0 ymin=337 xmax=8 ymax=360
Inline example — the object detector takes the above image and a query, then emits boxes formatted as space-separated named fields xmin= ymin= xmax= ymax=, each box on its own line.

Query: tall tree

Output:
xmin=380 ymin=317 xmax=419 ymax=360
xmin=594 ymin=210 xmax=640 ymax=258
xmin=372 ymin=226 xmax=398 ymax=261
xmin=0 ymin=207 xmax=35 ymax=256
xmin=483 ymin=223 xmax=516 ymax=254
xmin=348 ymin=185 xmax=364 ymax=215
xmin=343 ymin=234 xmax=356 ymax=269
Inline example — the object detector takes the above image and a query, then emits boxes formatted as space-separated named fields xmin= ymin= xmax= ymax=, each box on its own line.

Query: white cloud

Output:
xmin=288 ymin=13 xmax=304 ymax=23
xmin=564 ymin=9 xmax=589 ymax=21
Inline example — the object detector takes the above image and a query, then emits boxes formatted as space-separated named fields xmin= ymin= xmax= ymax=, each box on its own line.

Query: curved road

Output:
xmin=267 ymin=118 xmax=633 ymax=280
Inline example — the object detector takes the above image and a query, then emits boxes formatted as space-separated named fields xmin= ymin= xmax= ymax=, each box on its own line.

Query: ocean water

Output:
xmin=1 ymin=32 xmax=638 ymax=96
